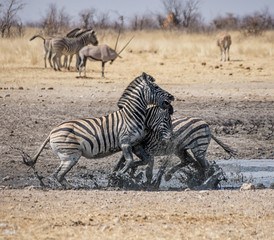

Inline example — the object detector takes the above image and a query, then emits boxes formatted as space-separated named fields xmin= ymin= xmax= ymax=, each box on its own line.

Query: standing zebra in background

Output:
xmin=48 ymin=29 xmax=98 ymax=71
xmin=29 ymin=35 xmax=52 ymax=68
xmin=29 ymin=28 xmax=85 ymax=69
xmin=217 ymin=33 xmax=232 ymax=61
xmin=115 ymin=115 xmax=236 ymax=185
xmin=22 ymin=72 xmax=174 ymax=188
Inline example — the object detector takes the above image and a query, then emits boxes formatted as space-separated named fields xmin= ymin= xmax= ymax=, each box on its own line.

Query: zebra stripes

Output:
xmin=113 ymin=105 xmax=174 ymax=179
xmin=115 ymin=114 xmax=235 ymax=183
xmin=49 ymin=29 xmax=98 ymax=71
xmin=29 ymin=28 xmax=88 ymax=69
xmin=22 ymin=72 xmax=174 ymax=187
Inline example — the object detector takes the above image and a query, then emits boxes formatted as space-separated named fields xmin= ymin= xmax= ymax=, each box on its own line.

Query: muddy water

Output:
xmin=68 ymin=159 xmax=274 ymax=190
xmin=1 ymin=159 xmax=273 ymax=190
xmin=217 ymin=159 xmax=274 ymax=189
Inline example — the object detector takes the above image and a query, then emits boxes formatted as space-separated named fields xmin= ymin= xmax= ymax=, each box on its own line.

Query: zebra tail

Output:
xmin=29 ymin=35 xmax=45 ymax=41
xmin=22 ymin=135 xmax=50 ymax=167
xmin=211 ymin=134 xmax=237 ymax=159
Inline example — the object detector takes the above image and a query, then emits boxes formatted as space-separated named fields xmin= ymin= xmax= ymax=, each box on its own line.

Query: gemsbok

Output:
xmin=78 ymin=32 xmax=134 ymax=78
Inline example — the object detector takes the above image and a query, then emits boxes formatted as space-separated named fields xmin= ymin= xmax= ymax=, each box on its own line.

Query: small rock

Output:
xmin=3 ymin=176 xmax=11 ymax=181
xmin=269 ymin=183 xmax=274 ymax=189
xmin=5 ymin=94 xmax=10 ymax=98
xmin=201 ymin=62 xmax=206 ymax=66
xmin=240 ymin=183 xmax=255 ymax=191
xmin=101 ymin=225 xmax=110 ymax=232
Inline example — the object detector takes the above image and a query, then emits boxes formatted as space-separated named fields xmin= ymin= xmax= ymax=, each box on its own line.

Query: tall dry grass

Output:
xmin=0 ymin=28 xmax=273 ymax=67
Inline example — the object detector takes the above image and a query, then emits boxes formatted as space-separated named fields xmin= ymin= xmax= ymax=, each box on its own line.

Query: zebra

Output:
xmin=29 ymin=28 xmax=86 ymax=69
xmin=22 ymin=72 xmax=174 ymax=187
xmin=115 ymin=115 xmax=236 ymax=184
xmin=29 ymin=35 xmax=52 ymax=68
xmin=113 ymin=105 xmax=174 ymax=181
xmin=48 ymin=29 xmax=98 ymax=71
xmin=217 ymin=33 xmax=232 ymax=61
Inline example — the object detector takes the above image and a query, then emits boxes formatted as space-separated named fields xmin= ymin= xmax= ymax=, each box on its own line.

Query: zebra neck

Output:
xmin=120 ymin=105 xmax=147 ymax=126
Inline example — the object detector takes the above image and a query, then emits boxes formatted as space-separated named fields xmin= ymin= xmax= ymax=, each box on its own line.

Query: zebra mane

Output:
xmin=117 ymin=72 xmax=155 ymax=109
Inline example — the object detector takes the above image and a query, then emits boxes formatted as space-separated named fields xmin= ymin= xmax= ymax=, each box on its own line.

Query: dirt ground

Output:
xmin=0 ymin=33 xmax=274 ymax=239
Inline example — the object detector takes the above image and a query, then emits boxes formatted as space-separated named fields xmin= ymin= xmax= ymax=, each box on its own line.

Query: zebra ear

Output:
xmin=142 ymin=72 xmax=155 ymax=82
xmin=142 ymin=72 xmax=147 ymax=79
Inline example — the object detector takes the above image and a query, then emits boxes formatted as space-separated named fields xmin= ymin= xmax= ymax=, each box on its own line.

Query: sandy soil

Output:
xmin=1 ymin=189 xmax=274 ymax=240
xmin=0 ymin=35 xmax=274 ymax=239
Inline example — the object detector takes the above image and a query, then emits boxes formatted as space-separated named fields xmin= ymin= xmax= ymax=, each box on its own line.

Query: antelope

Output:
xmin=217 ymin=33 xmax=232 ymax=61
xmin=78 ymin=32 xmax=134 ymax=78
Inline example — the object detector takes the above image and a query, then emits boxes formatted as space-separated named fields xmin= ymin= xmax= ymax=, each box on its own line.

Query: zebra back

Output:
xmin=141 ymin=116 xmax=211 ymax=156
xmin=51 ymin=30 xmax=98 ymax=55
xmin=172 ymin=117 xmax=211 ymax=150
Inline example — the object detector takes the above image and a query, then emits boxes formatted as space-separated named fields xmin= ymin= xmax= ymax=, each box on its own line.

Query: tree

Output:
xmin=212 ymin=13 xmax=239 ymax=30
xmin=79 ymin=8 xmax=95 ymax=29
xmin=0 ymin=0 xmax=25 ymax=37
xmin=160 ymin=0 xmax=201 ymax=30
xmin=40 ymin=3 xmax=71 ymax=35
xmin=241 ymin=9 xmax=273 ymax=35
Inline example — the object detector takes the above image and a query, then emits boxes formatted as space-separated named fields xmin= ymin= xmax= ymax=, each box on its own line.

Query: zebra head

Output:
xmin=141 ymin=72 xmax=174 ymax=110
xmin=117 ymin=72 xmax=174 ymax=111
xmin=145 ymin=105 xmax=174 ymax=143
xmin=80 ymin=29 xmax=99 ymax=46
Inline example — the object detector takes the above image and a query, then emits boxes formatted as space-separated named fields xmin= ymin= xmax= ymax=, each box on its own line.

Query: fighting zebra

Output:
xmin=48 ymin=29 xmax=98 ymax=71
xmin=29 ymin=28 xmax=85 ymax=69
xmin=217 ymin=33 xmax=232 ymax=61
xmin=22 ymin=72 xmax=174 ymax=187
xmin=115 ymin=115 xmax=236 ymax=184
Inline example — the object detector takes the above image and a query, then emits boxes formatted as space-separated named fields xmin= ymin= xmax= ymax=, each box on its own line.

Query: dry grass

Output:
xmin=1 ymin=29 xmax=273 ymax=67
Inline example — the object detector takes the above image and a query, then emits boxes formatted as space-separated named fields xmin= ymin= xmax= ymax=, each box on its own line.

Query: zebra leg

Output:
xmin=52 ymin=54 xmax=58 ymax=71
xmin=165 ymin=150 xmax=191 ymax=181
xmin=192 ymin=148 xmax=209 ymax=170
xmin=57 ymin=56 xmax=62 ymax=70
xmin=67 ymin=55 xmax=73 ymax=70
xmin=113 ymin=155 xmax=126 ymax=172
xmin=145 ymin=156 xmax=154 ymax=184
xmin=119 ymin=142 xmax=134 ymax=174
xmin=62 ymin=56 xmax=67 ymax=68
xmin=48 ymin=46 xmax=53 ymax=68
xmin=53 ymin=151 xmax=82 ymax=188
